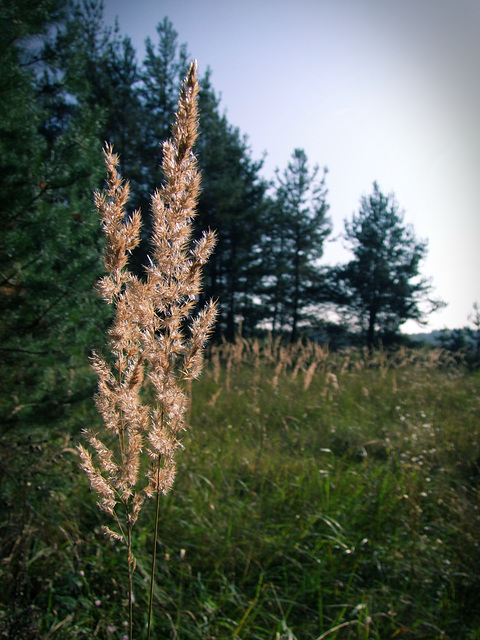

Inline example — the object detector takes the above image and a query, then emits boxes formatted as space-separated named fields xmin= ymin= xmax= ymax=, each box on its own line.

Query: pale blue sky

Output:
xmin=103 ymin=0 xmax=480 ymax=332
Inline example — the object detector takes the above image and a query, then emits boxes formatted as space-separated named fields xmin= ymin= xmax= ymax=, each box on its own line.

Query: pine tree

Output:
xmin=195 ymin=73 xmax=269 ymax=339
xmin=0 ymin=0 xmax=106 ymax=427
xmin=340 ymin=182 xmax=444 ymax=347
xmin=141 ymin=18 xmax=189 ymax=196
xmin=66 ymin=3 xmax=143 ymax=199
xmin=265 ymin=149 xmax=331 ymax=340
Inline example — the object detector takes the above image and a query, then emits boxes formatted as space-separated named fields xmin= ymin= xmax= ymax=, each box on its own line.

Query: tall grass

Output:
xmin=170 ymin=338 xmax=480 ymax=639
xmin=1 ymin=338 xmax=479 ymax=638
xmin=77 ymin=60 xmax=217 ymax=638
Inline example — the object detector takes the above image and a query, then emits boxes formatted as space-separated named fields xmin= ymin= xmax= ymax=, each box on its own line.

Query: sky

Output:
xmin=103 ymin=0 xmax=480 ymax=333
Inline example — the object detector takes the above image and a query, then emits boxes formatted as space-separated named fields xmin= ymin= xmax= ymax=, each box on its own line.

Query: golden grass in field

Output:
xmin=78 ymin=61 xmax=217 ymax=639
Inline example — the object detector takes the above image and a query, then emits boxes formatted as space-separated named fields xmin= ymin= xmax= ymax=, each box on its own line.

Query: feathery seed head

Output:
xmin=80 ymin=63 xmax=217 ymax=614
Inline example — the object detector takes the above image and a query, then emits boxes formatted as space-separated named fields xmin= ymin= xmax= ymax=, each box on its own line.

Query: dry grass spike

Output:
xmin=78 ymin=60 xmax=217 ymax=640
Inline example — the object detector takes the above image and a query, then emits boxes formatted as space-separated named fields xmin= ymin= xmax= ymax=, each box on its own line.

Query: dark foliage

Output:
xmin=337 ymin=182 xmax=444 ymax=347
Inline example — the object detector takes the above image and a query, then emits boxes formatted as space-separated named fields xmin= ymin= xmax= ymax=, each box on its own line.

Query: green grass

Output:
xmin=1 ymin=344 xmax=480 ymax=639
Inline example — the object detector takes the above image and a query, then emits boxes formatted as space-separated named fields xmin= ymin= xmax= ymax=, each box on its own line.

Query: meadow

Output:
xmin=1 ymin=339 xmax=479 ymax=639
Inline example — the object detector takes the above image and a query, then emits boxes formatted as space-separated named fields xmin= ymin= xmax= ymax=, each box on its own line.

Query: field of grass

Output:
xmin=1 ymin=340 xmax=480 ymax=639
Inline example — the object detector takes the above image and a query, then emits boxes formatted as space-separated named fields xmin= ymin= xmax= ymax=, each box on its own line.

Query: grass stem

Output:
xmin=147 ymin=454 xmax=163 ymax=640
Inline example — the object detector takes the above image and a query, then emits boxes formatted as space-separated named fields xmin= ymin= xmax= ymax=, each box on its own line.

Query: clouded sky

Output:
xmin=103 ymin=0 xmax=480 ymax=333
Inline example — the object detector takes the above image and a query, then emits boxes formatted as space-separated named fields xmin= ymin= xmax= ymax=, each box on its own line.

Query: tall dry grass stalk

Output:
xmin=204 ymin=336 xmax=458 ymax=408
xmin=78 ymin=61 xmax=217 ymax=639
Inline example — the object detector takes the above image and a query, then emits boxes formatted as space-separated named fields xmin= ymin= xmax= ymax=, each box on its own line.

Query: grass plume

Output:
xmin=78 ymin=60 xmax=217 ymax=638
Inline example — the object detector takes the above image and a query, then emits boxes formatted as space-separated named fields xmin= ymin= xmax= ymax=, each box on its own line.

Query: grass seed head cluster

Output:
xmin=77 ymin=61 xmax=217 ymax=636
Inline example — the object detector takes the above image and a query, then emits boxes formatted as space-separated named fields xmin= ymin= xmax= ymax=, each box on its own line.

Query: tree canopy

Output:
xmin=261 ymin=149 xmax=331 ymax=341
xmin=338 ymin=182 xmax=444 ymax=347
xmin=0 ymin=0 xmax=107 ymax=426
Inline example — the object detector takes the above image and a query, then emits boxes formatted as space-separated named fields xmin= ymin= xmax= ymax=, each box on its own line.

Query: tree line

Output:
xmin=0 ymin=0 xmax=443 ymax=424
